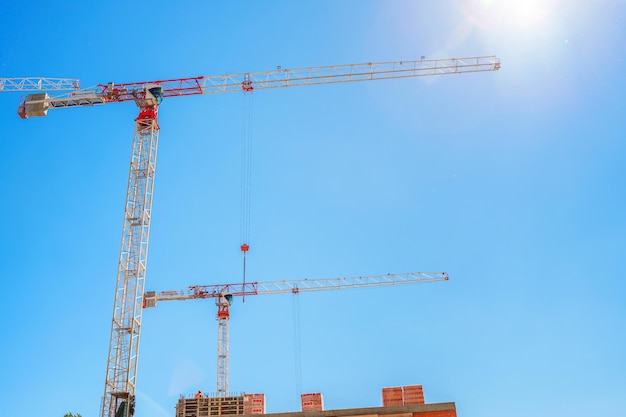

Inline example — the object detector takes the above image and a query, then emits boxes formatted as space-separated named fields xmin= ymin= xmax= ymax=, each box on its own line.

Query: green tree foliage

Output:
xmin=64 ymin=413 xmax=82 ymax=417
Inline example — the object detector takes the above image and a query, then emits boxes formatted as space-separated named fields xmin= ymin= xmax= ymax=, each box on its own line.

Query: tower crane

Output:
xmin=0 ymin=77 xmax=79 ymax=92
xmin=144 ymin=271 xmax=449 ymax=398
xmin=16 ymin=55 xmax=500 ymax=417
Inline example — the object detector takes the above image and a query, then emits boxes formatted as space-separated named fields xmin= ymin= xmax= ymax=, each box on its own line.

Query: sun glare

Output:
xmin=458 ymin=0 xmax=557 ymax=37
xmin=508 ymin=1 xmax=551 ymax=27
xmin=454 ymin=0 xmax=561 ymax=51
xmin=480 ymin=0 xmax=553 ymax=29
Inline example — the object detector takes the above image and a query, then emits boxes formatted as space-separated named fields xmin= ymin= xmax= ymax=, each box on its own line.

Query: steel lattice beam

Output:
xmin=145 ymin=271 xmax=449 ymax=304
xmin=102 ymin=113 xmax=159 ymax=417
xmin=199 ymin=56 xmax=500 ymax=93
xmin=0 ymin=77 xmax=79 ymax=92
xmin=17 ymin=56 xmax=500 ymax=115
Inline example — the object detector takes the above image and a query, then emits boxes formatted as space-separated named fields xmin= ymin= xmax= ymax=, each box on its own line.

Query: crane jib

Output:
xmin=16 ymin=56 xmax=500 ymax=119
xmin=145 ymin=272 xmax=449 ymax=305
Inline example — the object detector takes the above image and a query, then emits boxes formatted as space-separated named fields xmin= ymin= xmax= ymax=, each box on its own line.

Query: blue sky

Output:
xmin=0 ymin=1 xmax=624 ymax=417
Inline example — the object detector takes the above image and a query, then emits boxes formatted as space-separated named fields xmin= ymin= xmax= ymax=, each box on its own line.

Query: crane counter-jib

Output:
xmin=0 ymin=77 xmax=79 ymax=92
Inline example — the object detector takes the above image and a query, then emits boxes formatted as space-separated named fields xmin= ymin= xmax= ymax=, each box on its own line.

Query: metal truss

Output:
xmin=147 ymin=271 xmax=449 ymax=303
xmin=0 ymin=77 xmax=79 ymax=92
xmin=102 ymin=111 xmax=159 ymax=417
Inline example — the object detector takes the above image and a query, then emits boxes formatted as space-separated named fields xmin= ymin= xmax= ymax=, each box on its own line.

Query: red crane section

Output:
xmin=98 ymin=77 xmax=205 ymax=102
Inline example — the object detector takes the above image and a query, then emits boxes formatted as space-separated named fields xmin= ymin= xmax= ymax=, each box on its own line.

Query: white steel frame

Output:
xmin=150 ymin=271 xmax=449 ymax=302
xmin=200 ymin=56 xmax=500 ymax=93
xmin=0 ymin=77 xmax=79 ymax=91
xmin=102 ymin=112 xmax=159 ymax=417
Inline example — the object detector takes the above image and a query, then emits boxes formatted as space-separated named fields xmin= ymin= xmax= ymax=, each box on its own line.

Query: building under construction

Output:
xmin=175 ymin=385 xmax=456 ymax=417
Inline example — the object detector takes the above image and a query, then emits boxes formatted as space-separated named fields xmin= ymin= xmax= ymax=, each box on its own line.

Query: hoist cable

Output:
xmin=292 ymin=293 xmax=303 ymax=398
xmin=240 ymin=92 xmax=253 ymax=245
xmin=240 ymin=91 xmax=253 ymax=291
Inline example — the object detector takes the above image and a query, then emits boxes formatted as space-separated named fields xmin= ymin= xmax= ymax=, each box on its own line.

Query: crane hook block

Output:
xmin=240 ymin=243 xmax=250 ymax=253
xmin=241 ymin=80 xmax=253 ymax=92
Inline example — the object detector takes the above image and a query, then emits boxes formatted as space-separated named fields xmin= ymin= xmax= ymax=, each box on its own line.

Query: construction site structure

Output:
xmin=16 ymin=56 xmax=500 ymax=417
xmin=176 ymin=393 xmax=266 ymax=417
xmin=145 ymin=272 xmax=449 ymax=398
xmin=0 ymin=77 xmax=79 ymax=92
xmin=174 ymin=384 xmax=455 ymax=417
xmin=382 ymin=385 xmax=425 ymax=406
xmin=300 ymin=393 xmax=323 ymax=412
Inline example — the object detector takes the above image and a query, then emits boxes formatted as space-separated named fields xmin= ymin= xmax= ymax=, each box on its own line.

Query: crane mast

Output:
xmin=16 ymin=56 xmax=499 ymax=417
xmin=144 ymin=272 xmax=449 ymax=397
xmin=103 ymin=91 xmax=162 ymax=417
